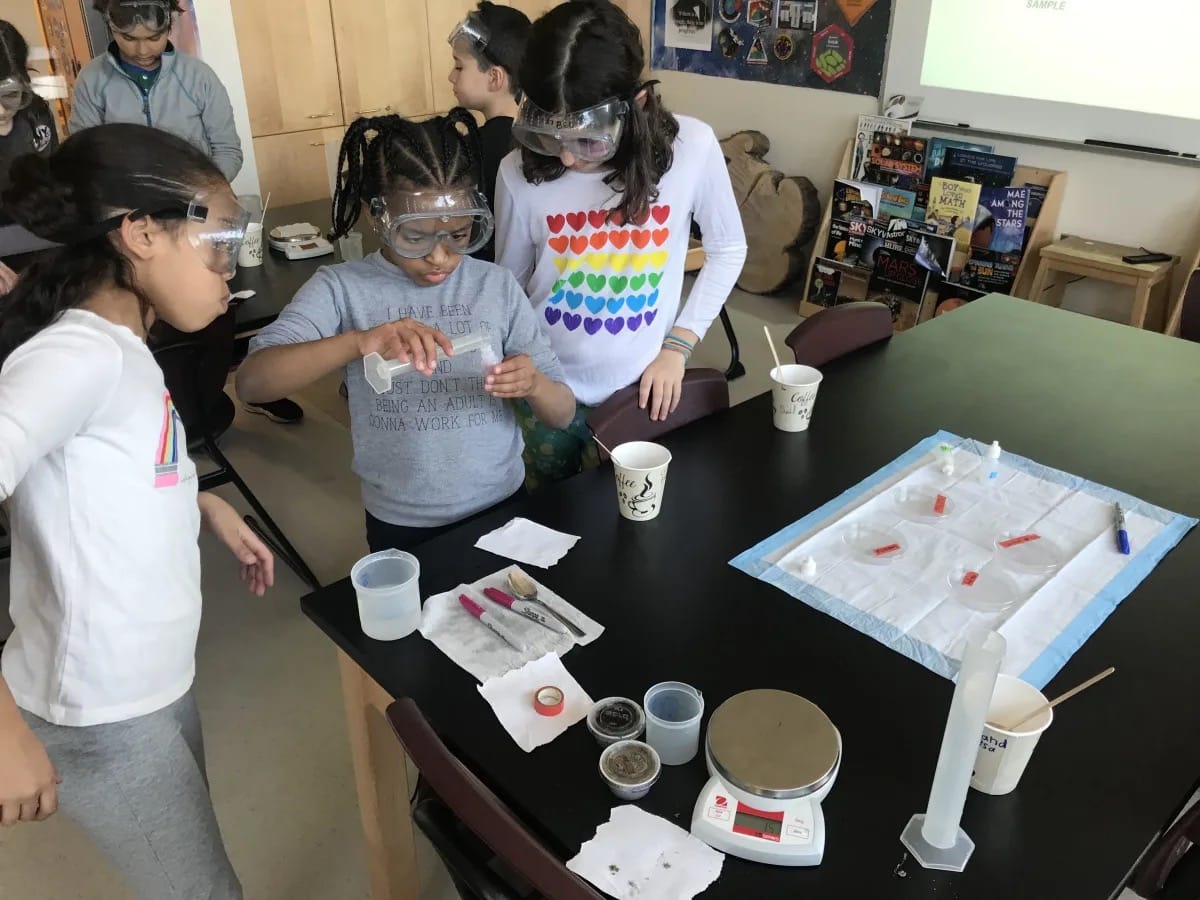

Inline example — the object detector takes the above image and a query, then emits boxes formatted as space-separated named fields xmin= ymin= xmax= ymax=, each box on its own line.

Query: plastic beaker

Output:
xmin=350 ymin=550 xmax=421 ymax=640
xmin=643 ymin=681 xmax=704 ymax=765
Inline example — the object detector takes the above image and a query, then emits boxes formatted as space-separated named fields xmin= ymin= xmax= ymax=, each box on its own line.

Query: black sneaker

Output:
xmin=245 ymin=398 xmax=305 ymax=424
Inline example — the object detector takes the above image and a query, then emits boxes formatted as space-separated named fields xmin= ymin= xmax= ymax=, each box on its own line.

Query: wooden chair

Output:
xmin=387 ymin=697 xmax=603 ymax=900
xmin=586 ymin=368 xmax=729 ymax=461
xmin=785 ymin=301 xmax=894 ymax=367
xmin=1167 ymin=268 xmax=1200 ymax=341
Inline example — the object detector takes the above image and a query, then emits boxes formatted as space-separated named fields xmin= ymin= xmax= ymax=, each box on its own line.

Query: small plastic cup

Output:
xmin=237 ymin=222 xmax=264 ymax=269
xmin=771 ymin=364 xmax=823 ymax=432
xmin=972 ymin=674 xmax=1053 ymax=795
xmin=350 ymin=550 xmax=421 ymax=641
xmin=643 ymin=681 xmax=704 ymax=765
xmin=587 ymin=697 xmax=646 ymax=747
xmin=599 ymin=740 xmax=661 ymax=800
xmin=610 ymin=441 xmax=672 ymax=522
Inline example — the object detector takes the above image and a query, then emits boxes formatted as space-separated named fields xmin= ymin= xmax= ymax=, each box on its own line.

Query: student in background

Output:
xmin=69 ymin=0 xmax=242 ymax=182
xmin=0 ymin=123 xmax=272 ymax=900
xmin=447 ymin=1 xmax=531 ymax=261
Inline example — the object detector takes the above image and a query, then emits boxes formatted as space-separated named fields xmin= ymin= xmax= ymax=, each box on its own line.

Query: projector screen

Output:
xmin=884 ymin=0 xmax=1200 ymax=156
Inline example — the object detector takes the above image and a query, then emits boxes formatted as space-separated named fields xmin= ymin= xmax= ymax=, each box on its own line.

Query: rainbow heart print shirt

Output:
xmin=543 ymin=204 xmax=672 ymax=337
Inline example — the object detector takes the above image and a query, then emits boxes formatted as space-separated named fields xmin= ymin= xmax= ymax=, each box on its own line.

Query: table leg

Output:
xmin=1046 ymin=272 xmax=1069 ymax=308
xmin=338 ymin=650 xmax=420 ymax=900
xmin=1130 ymin=280 xmax=1152 ymax=329
xmin=1028 ymin=261 xmax=1052 ymax=305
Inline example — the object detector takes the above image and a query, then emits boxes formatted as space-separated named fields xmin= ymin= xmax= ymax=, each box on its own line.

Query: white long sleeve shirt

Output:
xmin=495 ymin=115 xmax=747 ymax=405
xmin=0 ymin=310 xmax=202 ymax=726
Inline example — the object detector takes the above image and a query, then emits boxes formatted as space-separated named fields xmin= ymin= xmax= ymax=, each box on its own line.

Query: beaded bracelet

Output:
xmin=662 ymin=335 xmax=694 ymax=360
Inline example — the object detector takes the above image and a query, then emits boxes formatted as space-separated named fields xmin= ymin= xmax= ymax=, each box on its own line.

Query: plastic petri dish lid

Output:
xmin=947 ymin=564 xmax=1023 ymax=613
xmin=842 ymin=523 xmax=907 ymax=565
xmin=894 ymin=486 xmax=957 ymax=523
xmin=993 ymin=531 xmax=1065 ymax=575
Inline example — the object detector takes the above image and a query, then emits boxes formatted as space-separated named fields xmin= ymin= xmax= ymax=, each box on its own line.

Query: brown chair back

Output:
xmin=785 ymin=301 xmax=893 ymax=368
xmin=387 ymin=698 xmax=603 ymax=900
xmin=586 ymin=368 xmax=729 ymax=461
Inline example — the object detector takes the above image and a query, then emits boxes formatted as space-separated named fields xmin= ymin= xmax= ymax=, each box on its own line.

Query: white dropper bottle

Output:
xmin=981 ymin=440 xmax=1002 ymax=484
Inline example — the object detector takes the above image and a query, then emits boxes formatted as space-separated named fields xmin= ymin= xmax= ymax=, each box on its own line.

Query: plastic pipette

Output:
xmin=363 ymin=332 xmax=493 ymax=394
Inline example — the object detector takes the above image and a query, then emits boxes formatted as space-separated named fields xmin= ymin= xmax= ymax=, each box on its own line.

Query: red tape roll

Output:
xmin=533 ymin=686 xmax=565 ymax=717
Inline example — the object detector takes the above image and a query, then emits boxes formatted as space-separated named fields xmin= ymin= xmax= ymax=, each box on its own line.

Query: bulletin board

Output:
xmin=651 ymin=0 xmax=892 ymax=97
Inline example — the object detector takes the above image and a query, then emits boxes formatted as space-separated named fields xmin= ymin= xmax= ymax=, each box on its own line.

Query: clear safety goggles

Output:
xmin=136 ymin=194 xmax=252 ymax=276
xmin=107 ymin=0 xmax=172 ymax=37
xmin=369 ymin=189 xmax=494 ymax=260
xmin=0 ymin=77 xmax=33 ymax=114
xmin=448 ymin=14 xmax=490 ymax=55
xmin=512 ymin=96 xmax=629 ymax=164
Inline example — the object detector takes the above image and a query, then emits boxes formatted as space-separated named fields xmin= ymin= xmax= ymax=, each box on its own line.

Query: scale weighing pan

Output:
xmin=894 ymin=486 xmax=957 ymax=523
xmin=947 ymin=564 xmax=1024 ymax=613
xmin=842 ymin=522 xmax=907 ymax=565
xmin=993 ymin=530 xmax=1065 ymax=575
xmin=691 ymin=689 xmax=840 ymax=867
xmin=269 ymin=223 xmax=334 ymax=260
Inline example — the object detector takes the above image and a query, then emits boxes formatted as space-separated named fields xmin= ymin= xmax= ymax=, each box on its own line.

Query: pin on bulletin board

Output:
xmin=652 ymin=0 xmax=891 ymax=97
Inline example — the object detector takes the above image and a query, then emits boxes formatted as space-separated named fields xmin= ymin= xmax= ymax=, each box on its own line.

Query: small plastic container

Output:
xmin=350 ymin=550 xmax=421 ymax=640
xmin=599 ymin=740 xmax=661 ymax=800
xmin=587 ymin=697 xmax=646 ymax=746
xmin=643 ymin=681 xmax=704 ymax=765
xmin=842 ymin=523 xmax=907 ymax=565
xmin=363 ymin=332 xmax=498 ymax=394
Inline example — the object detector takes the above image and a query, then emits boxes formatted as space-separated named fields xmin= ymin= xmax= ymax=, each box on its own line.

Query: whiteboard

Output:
xmin=883 ymin=0 xmax=1200 ymax=157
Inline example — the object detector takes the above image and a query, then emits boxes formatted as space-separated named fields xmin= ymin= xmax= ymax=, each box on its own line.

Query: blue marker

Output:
xmin=1114 ymin=503 xmax=1131 ymax=555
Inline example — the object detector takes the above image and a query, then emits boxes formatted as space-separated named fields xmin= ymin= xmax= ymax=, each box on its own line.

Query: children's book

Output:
xmin=975 ymin=186 xmax=1029 ymax=254
xmin=864 ymin=132 xmax=928 ymax=190
xmin=926 ymin=138 xmax=994 ymax=180
xmin=961 ymin=248 xmax=1021 ymax=294
xmin=878 ymin=186 xmax=917 ymax=222
xmin=924 ymin=177 xmax=982 ymax=250
xmin=851 ymin=114 xmax=911 ymax=180
xmin=941 ymin=147 xmax=1018 ymax=188
xmin=832 ymin=179 xmax=883 ymax=220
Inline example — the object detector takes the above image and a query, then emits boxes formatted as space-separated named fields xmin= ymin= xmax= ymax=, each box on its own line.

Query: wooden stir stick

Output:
xmin=1001 ymin=667 xmax=1116 ymax=731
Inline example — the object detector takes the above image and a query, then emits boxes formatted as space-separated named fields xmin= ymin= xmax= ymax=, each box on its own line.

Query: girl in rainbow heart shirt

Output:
xmin=495 ymin=0 xmax=746 ymax=487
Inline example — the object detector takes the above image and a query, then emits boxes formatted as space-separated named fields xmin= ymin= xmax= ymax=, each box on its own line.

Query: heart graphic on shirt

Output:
xmin=583 ymin=316 xmax=604 ymax=335
xmin=648 ymin=289 xmax=660 ymax=307
xmin=631 ymin=230 xmax=652 ymax=250
xmin=547 ymin=214 xmax=566 ymax=234
xmin=645 ymin=309 xmax=658 ymax=326
xmin=587 ymin=274 xmax=607 ymax=292
xmin=570 ymin=235 xmax=589 ymax=255
xmin=609 ymin=231 xmax=631 ymax=249
xmin=553 ymin=279 xmax=567 ymax=292
xmin=648 ymin=273 xmax=663 ymax=288
xmin=606 ymin=297 xmax=624 ymax=314
xmin=567 ymin=257 xmax=585 ymax=270
xmin=550 ymin=290 xmax=565 ymax=305
xmin=583 ymin=210 xmax=603 ymax=230
xmin=626 ymin=294 xmax=647 ymax=313
xmin=553 ymin=258 xmax=567 ymax=274
xmin=610 ymin=254 xmax=631 ymax=272
xmin=563 ymin=312 xmax=583 ymax=331
xmin=631 ymin=254 xmax=651 ymax=272
xmin=650 ymin=250 xmax=669 ymax=268
xmin=590 ymin=232 xmax=608 ymax=250
xmin=629 ymin=274 xmax=647 ymax=291
xmin=568 ymin=272 xmax=586 ymax=288
xmin=617 ymin=209 xmax=649 ymax=226
xmin=652 ymin=205 xmax=671 ymax=224
xmin=566 ymin=291 xmax=584 ymax=310
xmin=566 ymin=211 xmax=587 ymax=231
xmin=652 ymin=228 xmax=670 ymax=247
xmin=587 ymin=253 xmax=610 ymax=271
xmin=585 ymin=295 xmax=606 ymax=314
xmin=609 ymin=276 xmax=629 ymax=293
xmin=545 ymin=307 xmax=563 ymax=326
xmin=605 ymin=317 xmax=625 ymax=335
xmin=548 ymin=236 xmax=569 ymax=254
xmin=628 ymin=313 xmax=644 ymax=331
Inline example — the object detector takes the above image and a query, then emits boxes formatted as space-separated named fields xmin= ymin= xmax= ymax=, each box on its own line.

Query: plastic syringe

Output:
xmin=363 ymin=332 xmax=493 ymax=394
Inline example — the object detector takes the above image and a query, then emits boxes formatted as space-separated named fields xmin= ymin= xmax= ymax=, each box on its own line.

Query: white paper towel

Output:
xmin=475 ymin=517 xmax=580 ymax=568
xmin=478 ymin=653 xmax=592 ymax=752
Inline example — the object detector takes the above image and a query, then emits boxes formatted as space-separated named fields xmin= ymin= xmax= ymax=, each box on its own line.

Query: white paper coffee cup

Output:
xmin=771 ymin=364 xmax=823 ymax=432
xmin=238 ymin=222 xmax=264 ymax=269
xmin=972 ymin=674 xmax=1053 ymax=795
xmin=610 ymin=441 xmax=671 ymax=522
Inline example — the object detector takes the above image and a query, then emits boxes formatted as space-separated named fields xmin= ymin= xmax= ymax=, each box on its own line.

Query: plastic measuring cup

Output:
xmin=643 ymin=681 xmax=704 ymax=765
xmin=363 ymin=332 xmax=497 ymax=394
xmin=350 ymin=550 xmax=421 ymax=640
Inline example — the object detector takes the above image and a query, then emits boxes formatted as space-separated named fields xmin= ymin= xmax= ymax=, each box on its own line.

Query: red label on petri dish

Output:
xmin=999 ymin=533 xmax=1041 ymax=549
xmin=961 ymin=571 xmax=979 ymax=586
xmin=873 ymin=543 xmax=902 ymax=557
xmin=933 ymin=494 xmax=948 ymax=515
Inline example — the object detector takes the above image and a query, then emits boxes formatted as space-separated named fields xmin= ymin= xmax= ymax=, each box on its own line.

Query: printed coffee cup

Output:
xmin=237 ymin=222 xmax=264 ymax=269
xmin=610 ymin=441 xmax=671 ymax=522
xmin=771 ymin=364 xmax=823 ymax=432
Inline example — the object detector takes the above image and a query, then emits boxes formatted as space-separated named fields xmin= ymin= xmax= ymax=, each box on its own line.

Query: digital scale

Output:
xmin=268 ymin=223 xmax=335 ymax=260
xmin=690 ymin=689 xmax=841 ymax=867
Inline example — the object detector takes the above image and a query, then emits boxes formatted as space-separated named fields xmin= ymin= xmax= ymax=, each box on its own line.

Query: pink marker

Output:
xmin=458 ymin=594 xmax=524 ymax=651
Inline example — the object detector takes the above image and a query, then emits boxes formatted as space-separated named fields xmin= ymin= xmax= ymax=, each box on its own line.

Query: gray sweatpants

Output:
xmin=22 ymin=690 xmax=243 ymax=900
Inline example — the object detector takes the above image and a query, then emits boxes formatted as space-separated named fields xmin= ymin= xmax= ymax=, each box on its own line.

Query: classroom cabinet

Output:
xmin=330 ymin=0 xmax=434 ymax=122
xmin=251 ymin=127 xmax=345 ymax=208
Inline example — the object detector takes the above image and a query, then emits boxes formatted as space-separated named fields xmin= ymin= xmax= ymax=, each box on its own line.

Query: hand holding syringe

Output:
xmin=363 ymin=328 xmax=499 ymax=394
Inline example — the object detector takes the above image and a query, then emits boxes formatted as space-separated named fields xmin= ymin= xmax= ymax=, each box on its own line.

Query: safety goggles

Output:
xmin=135 ymin=194 xmax=252 ymax=276
xmin=107 ymin=0 xmax=172 ymax=38
xmin=512 ymin=96 xmax=629 ymax=164
xmin=0 ymin=77 xmax=33 ymax=114
xmin=369 ymin=189 xmax=494 ymax=259
xmin=447 ymin=14 xmax=490 ymax=57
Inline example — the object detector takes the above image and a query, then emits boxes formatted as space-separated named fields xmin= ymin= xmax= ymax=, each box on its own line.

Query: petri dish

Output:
xmin=894 ymin=486 xmax=957 ymax=523
xmin=993 ymin=531 xmax=1065 ymax=575
xmin=842 ymin=523 xmax=907 ymax=565
xmin=947 ymin=564 xmax=1023 ymax=613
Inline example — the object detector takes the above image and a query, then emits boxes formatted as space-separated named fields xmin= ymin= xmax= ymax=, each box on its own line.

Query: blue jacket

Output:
xmin=69 ymin=44 xmax=243 ymax=181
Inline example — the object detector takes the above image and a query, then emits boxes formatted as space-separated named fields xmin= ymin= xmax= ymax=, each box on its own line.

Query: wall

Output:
xmin=2 ymin=0 xmax=47 ymax=61
xmin=192 ymin=0 xmax=260 ymax=196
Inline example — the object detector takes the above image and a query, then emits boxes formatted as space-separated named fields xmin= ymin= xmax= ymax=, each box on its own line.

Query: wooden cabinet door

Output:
xmin=331 ymin=0 xmax=434 ymax=121
xmin=427 ymin=0 xmax=478 ymax=114
xmin=232 ymin=0 xmax=343 ymax=136
xmin=252 ymin=127 xmax=346 ymax=207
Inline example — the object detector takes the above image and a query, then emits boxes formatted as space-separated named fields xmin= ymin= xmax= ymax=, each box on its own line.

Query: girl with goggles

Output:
xmin=0 ymin=123 xmax=271 ymax=900
xmin=494 ymin=2 xmax=747 ymax=490
xmin=237 ymin=111 xmax=575 ymax=555
xmin=0 ymin=21 xmax=58 ymax=194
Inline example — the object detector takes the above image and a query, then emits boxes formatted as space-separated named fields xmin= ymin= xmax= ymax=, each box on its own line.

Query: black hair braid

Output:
xmin=329 ymin=110 xmax=486 ymax=241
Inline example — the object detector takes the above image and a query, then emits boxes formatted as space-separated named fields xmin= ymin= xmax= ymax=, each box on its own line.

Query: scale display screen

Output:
xmin=300 ymin=242 xmax=320 ymax=250
xmin=733 ymin=810 xmax=783 ymax=838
